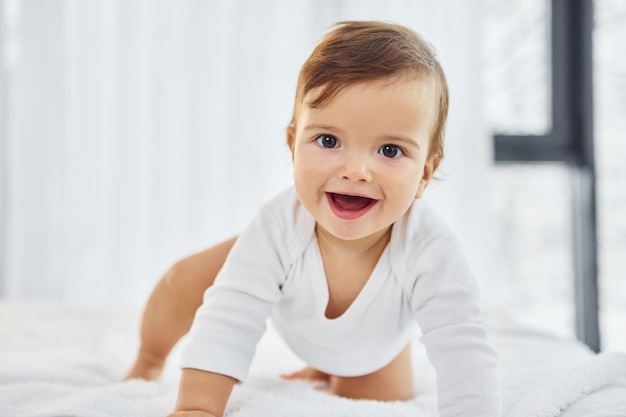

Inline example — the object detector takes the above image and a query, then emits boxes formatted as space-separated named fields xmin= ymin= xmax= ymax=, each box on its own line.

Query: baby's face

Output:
xmin=291 ymin=77 xmax=439 ymax=243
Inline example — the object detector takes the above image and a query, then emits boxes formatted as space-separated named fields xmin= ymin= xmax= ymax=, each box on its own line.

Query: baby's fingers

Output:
xmin=167 ymin=411 xmax=217 ymax=417
xmin=280 ymin=366 xmax=330 ymax=382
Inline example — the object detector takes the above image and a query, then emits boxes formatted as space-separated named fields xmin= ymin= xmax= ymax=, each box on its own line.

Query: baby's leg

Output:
xmin=329 ymin=343 xmax=414 ymax=401
xmin=124 ymin=236 xmax=237 ymax=381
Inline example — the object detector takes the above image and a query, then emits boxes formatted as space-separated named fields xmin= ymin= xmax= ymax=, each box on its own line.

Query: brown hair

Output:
xmin=287 ymin=20 xmax=449 ymax=160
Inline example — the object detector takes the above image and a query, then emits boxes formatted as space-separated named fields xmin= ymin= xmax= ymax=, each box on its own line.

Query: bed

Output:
xmin=1 ymin=302 xmax=625 ymax=417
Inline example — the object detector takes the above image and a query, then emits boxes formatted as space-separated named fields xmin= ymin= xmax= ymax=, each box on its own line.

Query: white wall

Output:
xmin=1 ymin=0 xmax=490 ymax=308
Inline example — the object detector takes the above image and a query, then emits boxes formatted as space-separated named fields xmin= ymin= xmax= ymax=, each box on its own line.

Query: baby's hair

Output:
xmin=287 ymin=20 xmax=449 ymax=160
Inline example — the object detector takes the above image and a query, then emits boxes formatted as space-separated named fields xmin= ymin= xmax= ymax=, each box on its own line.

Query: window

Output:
xmin=483 ymin=0 xmax=611 ymax=351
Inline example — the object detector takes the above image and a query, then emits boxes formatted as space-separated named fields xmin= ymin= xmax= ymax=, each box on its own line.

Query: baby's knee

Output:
xmin=162 ymin=262 xmax=185 ymax=289
xmin=160 ymin=260 xmax=199 ymax=300
xmin=329 ymin=344 xmax=415 ymax=401
xmin=330 ymin=375 xmax=414 ymax=402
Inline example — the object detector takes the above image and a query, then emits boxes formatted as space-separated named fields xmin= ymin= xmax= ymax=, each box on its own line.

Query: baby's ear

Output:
xmin=286 ymin=123 xmax=296 ymax=157
xmin=415 ymin=153 xmax=441 ymax=199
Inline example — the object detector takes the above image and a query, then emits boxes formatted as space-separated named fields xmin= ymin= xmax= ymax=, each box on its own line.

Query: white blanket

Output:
xmin=1 ymin=304 xmax=625 ymax=417
xmin=505 ymin=351 xmax=626 ymax=417
xmin=1 ymin=353 xmax=624 ymax=417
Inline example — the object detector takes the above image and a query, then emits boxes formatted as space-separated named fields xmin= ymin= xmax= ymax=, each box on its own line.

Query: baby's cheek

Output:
xmin=294 ymin=155 xmax=323 ymax=179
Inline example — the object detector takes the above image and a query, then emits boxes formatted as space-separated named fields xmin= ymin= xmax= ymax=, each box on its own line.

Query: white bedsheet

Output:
xmin=0 ymin=303 xmax=625 ymax=417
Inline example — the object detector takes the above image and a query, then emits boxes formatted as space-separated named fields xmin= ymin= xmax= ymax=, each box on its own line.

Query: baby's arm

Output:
xmin=411 ymin=234 xmax=501 ymax=416
xmin=168 ymin=369 xmax=237 ymax=417
xmin=125 ymin=237 xmax=237 ymax=381
xmin=173 ymin=192 xmax=294 ymax=416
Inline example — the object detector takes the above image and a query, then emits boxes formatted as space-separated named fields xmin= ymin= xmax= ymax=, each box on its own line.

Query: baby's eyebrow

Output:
xmin=302 ymin=124 xmax=343 ymax=133
xmin=380 ymin=135 xmax=421 ymax=149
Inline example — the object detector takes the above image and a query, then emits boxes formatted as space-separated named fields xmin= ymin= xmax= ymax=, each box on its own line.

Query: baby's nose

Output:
xmin=340 ymin=154 xmax=373 ymax=182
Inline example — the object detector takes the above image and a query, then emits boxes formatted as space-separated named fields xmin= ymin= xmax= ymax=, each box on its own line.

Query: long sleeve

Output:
xmin=179 ymin=199 xmax=292 ymax=382
xmin=409 ymin=232 xmax=502 ymax=417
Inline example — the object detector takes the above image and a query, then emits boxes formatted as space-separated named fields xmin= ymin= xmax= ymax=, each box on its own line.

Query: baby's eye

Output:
xmin=379 ymin=144 xmax=404 ymax=159
xmin=316 ymin=134 xmax=339 ymax=149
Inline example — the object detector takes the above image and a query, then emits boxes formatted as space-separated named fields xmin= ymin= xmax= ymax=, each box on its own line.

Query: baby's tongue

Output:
xmin=332 ymin=193 xmax=373 ymax=211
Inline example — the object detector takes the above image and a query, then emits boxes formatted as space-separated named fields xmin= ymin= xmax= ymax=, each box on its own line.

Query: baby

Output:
xmin=126 ymin=20 xmax=501 ymax=417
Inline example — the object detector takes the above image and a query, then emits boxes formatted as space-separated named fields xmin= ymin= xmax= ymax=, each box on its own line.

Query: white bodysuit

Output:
xmin=180 ymin=187 xmax=501 ymax=416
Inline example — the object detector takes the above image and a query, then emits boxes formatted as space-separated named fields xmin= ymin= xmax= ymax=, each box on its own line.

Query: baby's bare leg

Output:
xmin=329 ymin=343 xmax=414 ymax=401
xmin=124 ymin=236 xmax=237 ymax=381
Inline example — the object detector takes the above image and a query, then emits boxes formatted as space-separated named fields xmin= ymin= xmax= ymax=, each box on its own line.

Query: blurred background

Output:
xmin=0 ymin=1 xmax=623 ymax=352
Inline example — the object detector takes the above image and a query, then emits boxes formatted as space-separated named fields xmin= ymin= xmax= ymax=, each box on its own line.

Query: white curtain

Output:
xmin=0 ymin=0 xmax=489 ymax=308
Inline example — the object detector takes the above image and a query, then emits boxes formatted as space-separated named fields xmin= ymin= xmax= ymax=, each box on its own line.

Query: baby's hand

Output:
xmin=167 ymin=411 xmax=217 ymax=417
xmin=281 ymin=366 xmax=331 ymax=390
xmin=281 ymin=366 xmax=330 ymax=382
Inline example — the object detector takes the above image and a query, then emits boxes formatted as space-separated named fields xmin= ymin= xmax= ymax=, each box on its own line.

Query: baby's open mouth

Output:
xmin=328 ymin=193 xmax=376 ymax=211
